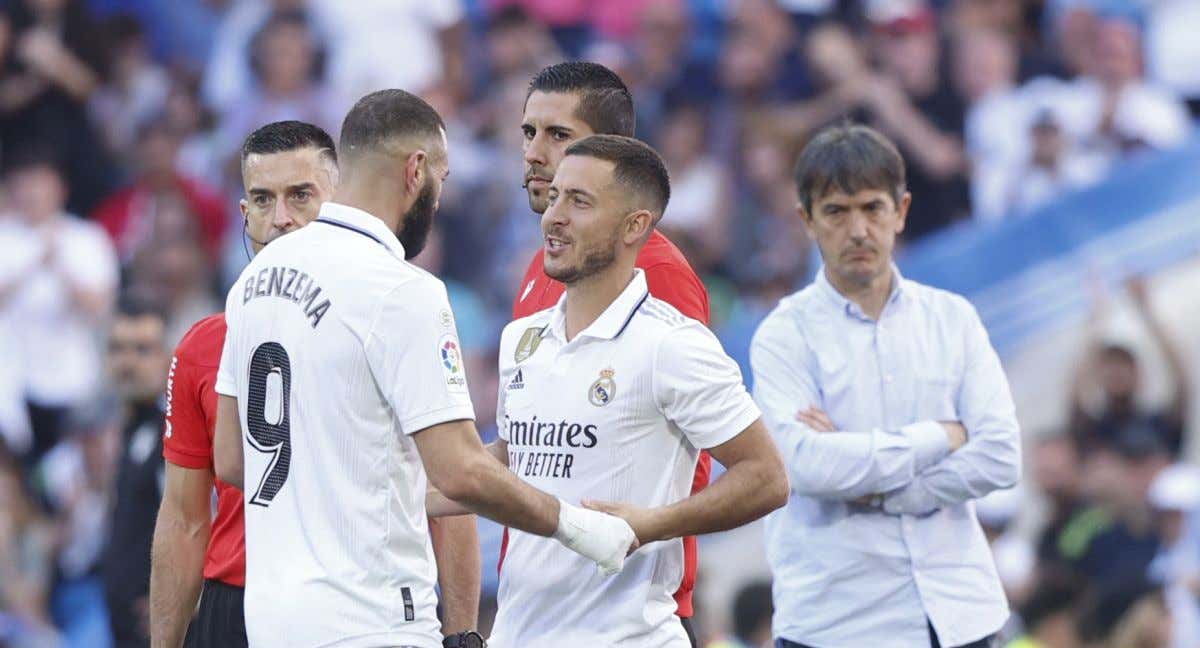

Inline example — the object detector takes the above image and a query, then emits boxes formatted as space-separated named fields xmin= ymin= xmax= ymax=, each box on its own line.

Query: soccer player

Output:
xmin=212 ymin=90 xmax=636 ymax=648
xmin=750 ymin=124 xmax=1021 ymax=648
xmin=483 ymin=135 xmax=787 ymax=646
xmin=512 ymin=60 xmax=714 ymax=636
xmin=149 ymin=121 xmax=481 ymax=648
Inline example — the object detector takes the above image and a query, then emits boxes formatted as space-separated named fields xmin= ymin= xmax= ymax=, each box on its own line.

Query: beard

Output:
xmin=398 ymin=180 xmax=437 ymax=260
xmin=544 ymin=227 xmax=620 ymax=284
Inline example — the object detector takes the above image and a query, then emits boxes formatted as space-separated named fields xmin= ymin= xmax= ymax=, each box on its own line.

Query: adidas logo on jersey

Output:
xmin=507 ymin=369 xmax=525 ymax=391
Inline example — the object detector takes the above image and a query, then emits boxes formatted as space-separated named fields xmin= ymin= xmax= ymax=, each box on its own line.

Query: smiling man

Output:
xmin=485 ymin=135 xmax=787 ymax=647
xmin=750 ymin=123 xmax=1021 ymax=648
xmin=510 ymin=62 xmax=714 ymax=640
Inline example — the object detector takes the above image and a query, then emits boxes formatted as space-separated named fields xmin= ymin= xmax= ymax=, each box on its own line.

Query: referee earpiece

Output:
xmin=244 ymin=215 xmax=270 ymax=250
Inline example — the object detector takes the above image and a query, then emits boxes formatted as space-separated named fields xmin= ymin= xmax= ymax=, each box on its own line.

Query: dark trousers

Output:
xmin=776 ymin=622 xmax=995 ymax=648
xmin=185 ymin=579 xmax=247 ymax=648
xmin=681 ymin=616 xmax=698 ymax=648
xmin=24 ymin=399 xmax=69 ymax=468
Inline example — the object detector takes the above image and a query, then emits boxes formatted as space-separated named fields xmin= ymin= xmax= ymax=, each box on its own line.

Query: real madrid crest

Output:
xmin=588 ymin=368 xmax=616 ymax=407
xmin=514 ymin=326 xmax=544 ymax=363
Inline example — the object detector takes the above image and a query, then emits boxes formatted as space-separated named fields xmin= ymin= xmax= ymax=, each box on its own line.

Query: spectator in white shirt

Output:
xmin=0 ymin=148 xmax=117 ymax=467
xmin=750 ymin=123 xmax=1020 ymax=648
xmin=1052 ymin=15 xmax=1192 ymax=164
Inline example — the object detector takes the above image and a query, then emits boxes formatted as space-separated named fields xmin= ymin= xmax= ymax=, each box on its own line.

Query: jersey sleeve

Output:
xmin=365 ymin=279 xmax=476 ymax=435
xmin=643 ymin=262 xmax=710 ymax=325
xmin=163 ymin=354 xmax=215 ymax=469
xmin=214 ymin=282 xmax=241 ymax=397
xmin=653 ymin=323 xmax=761 ymax=450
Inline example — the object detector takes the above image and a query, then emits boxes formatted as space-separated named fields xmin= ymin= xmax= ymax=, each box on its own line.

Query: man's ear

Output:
xmin=797 ymin=201 xmax=816 ymax=240
xmin=405 ymin=150 xmax=427 ymax=195
xmin=895 ymin=191 xmax=912 ymax=235
xmin=624 ymin=209 xmax=653 ymax=245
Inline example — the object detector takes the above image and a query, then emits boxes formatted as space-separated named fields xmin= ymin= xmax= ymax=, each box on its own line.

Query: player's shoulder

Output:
xmin=386 ymin=261 xmax=450 ymax=301
xmin=633 ymin=296 xmax=704 ymax=341
xmin=637 ymin=230 xmax=698 ymax=276
xmin=174 ymin=313 xmax=226 ymax=367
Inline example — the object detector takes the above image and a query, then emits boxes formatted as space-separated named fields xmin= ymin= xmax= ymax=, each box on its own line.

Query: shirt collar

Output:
xmin=815 ymin=263 xmax=906 ymax=322
xmin=545 ymin=269 xmax=650 ymax=343
xmin=314 ymin=202 xmax=407 ymax=259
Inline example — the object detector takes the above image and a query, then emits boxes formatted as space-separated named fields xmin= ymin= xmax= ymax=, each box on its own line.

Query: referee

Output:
xmin=750 ymin=124 xmax=1021 ymax=648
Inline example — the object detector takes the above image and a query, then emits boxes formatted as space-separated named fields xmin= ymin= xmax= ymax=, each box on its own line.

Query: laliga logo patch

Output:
xmin=588 ymin=368 xmax=616 ymax=407
xmin=441 ymin=339 xmax=461 ymax=372
xmin=439 ymin=334 xmax=467 ymax=393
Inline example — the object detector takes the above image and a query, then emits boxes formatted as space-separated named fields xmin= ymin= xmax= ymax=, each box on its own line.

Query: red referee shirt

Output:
xmin=162 ymin=314 xmax=245 ymax=588
xmin=509 ymin=229 xmax=711 ymax=618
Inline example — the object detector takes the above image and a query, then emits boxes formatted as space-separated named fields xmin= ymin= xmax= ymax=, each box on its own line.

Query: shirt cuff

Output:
xmin=214 ymin=377 xmax=235 ymax=397
xmin=899 ymin=420 xmax=950 ymax=472
xmin=163 ymin=446 xmax=212 ymax=470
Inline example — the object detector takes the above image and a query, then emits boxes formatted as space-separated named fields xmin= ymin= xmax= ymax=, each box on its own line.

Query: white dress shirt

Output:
xmin=750 ymin=266 xmax=1020 ymax=648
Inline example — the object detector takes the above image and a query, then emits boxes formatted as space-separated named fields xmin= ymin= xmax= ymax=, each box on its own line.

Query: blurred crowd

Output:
xmin=0 ymin=0 xmax=1196 ymax=646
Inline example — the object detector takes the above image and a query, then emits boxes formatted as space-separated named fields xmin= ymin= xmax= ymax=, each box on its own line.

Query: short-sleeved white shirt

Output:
xmin=215 ymin=202 xmax=475 ymax=648
xmin=0 ymin=216 xmax=117 ymax=406
xmin=489 ymin=270 xmax=760 ymax=648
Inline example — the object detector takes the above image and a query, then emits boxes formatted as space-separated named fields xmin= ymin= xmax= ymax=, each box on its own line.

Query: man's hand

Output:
xmin=553 ymin=500 xmax=638 ymax=575
xmin=581 ymin=499 xmax=655 ymax=553
xmin=940 ymin=421 xmax=967 ymax=451
xmin=796 ymin=406 xmax=836 ymax=432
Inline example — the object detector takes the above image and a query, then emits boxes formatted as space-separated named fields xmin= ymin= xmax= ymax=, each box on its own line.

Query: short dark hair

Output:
xmin=565 ymin=135 xmax=670 ymax=217
xmin=338 ymin=89 xmax=445 ymax=160
xmin=527 ymin=61 xmax=636 ymax=137
xmin=2 ymin=144 xmax=65 ymax=179
xmin=732 ymin=582 xmax=773 ymax=641
xmin=115 ymin=292 xmax=168 ymax=324
xmin=793 ymin=123 xmax=906 ymax=213
xmin=242 ymin=120 xmax=337 ymax=165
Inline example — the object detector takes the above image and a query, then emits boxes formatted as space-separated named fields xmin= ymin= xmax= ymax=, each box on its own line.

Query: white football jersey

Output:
xmin=489 ymin=270 xmax=761 ymax=647
xmin=215 ymin=202 xmax=475 ymax=648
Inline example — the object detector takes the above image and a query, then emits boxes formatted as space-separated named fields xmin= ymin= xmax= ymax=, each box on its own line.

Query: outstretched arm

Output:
xmin=584 ymin=419 xmax=788 ymax=543
xmin=429 ymin=514 xmax=480 ymax=636
xmin=1129 ymin=278 xmax=1190 ymax=432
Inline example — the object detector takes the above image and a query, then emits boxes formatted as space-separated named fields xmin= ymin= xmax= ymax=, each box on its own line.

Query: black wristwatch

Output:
xmin=443 ymin=631 xmax=486 ymax=648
